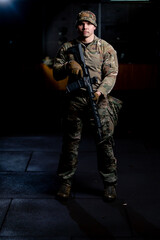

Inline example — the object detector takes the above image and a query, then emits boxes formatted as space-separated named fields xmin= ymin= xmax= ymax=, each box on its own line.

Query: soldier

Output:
xmin=53 ymin=10 xmax=122 ymax=201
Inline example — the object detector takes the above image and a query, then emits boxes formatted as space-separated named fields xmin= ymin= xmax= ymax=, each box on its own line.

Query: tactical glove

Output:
xmin=93 ymin=92 xmax=102 ymax=104
xmin=66 ymin=60 xmax=83 ymax=77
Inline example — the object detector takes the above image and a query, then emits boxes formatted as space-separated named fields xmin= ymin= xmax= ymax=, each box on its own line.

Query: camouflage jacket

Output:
xmin=53 ymin=35 xmax=118 ymax=98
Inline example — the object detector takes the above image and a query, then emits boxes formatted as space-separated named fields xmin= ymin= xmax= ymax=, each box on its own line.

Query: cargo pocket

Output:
xmin=107 ymin=95 xmax=123 ymax=126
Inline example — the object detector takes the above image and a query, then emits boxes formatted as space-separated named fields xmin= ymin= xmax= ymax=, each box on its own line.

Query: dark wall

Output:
xmin=0 ymin=0 xmax=160 ymax=137
xmin=43 ymin=1 xmax=160 ymax=64
xmin=1 ymin=0 xmax=159 ymax=62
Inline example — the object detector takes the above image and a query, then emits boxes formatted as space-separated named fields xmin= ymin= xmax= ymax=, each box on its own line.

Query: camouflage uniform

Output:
xmin=53 ymin=35 xmax=122 ymax=187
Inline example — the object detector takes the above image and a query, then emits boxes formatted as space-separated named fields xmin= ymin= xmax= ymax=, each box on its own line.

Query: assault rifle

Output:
xmin=66 ymin=43 xmax=103 ymax=144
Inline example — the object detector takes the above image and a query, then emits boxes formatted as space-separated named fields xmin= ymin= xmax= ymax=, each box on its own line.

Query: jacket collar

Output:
xmin=76 ymin=35 xmax=99 ymax=47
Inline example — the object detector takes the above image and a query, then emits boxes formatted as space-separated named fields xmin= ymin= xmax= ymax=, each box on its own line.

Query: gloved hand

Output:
xmin=93 ymin=92 xmax=102 ymax=104
xmin=66 ymin=60 xmax=83 ymax=77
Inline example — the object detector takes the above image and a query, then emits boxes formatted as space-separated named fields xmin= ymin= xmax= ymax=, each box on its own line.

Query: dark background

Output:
xmin=0 ymin=0 xmax=160 ymax=138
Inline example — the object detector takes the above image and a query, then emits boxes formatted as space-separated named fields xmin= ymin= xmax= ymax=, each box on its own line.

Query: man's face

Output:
xmin=77 ymin=21 xmax=96 ymax=39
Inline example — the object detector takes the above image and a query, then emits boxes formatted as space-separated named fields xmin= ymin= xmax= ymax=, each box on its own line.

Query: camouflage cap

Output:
xmin=76 ymin=11 xmax=97 ymax=27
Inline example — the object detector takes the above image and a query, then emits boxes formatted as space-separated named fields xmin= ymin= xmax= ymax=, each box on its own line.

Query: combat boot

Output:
xmin=104 ymin=185 xmax=117 ymax=202
xmin=57 ymin=182 xmax=71 ymax=199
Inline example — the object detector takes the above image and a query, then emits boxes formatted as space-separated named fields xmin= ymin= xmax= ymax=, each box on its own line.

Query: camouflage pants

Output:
xmin=57 ymin=90 xmax=119 ymax=186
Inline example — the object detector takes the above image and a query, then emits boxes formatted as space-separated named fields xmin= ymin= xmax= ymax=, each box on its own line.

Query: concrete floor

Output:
xmin=0 ymin=134 xmax=160 ymax=240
